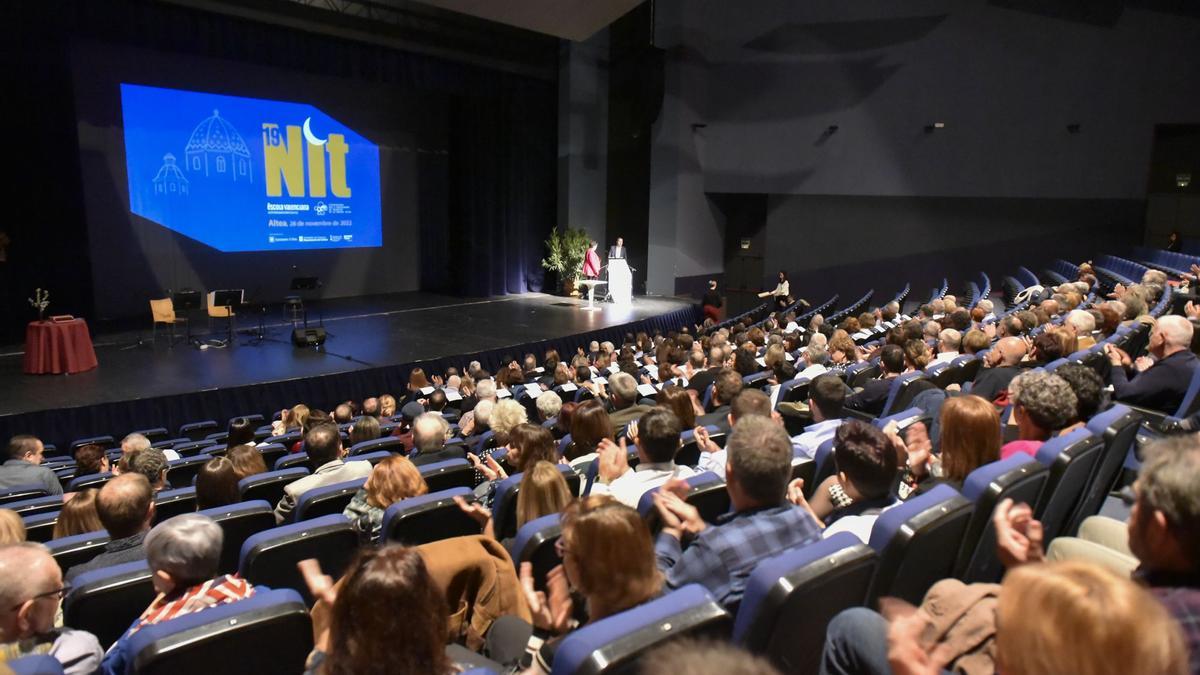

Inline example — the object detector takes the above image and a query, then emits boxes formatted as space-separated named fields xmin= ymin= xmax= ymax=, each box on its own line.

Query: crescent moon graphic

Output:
xmin=302 ymin=117 xmax=327 ymax=146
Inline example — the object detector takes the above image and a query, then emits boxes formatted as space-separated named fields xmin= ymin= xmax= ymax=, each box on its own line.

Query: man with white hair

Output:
xmin=409 ymin=412 xmax=464 ymax=466
xmin=102 ymin=514 xmax=256 ymax=675
xmin=1106 ymin=314 xmax=1198 ymax=412
xmin=458 ymin=377 xmax=497 ymax=436
xmin=535 ymin=390 xmax=563 ymax=422
xmin=118 ymin=432 xmax=178 ymax=466
xmin=934 ymin=328 xmax=961 ymax=364
xmin=607 ymin=372 xmax=655 ymax=435
xmin=1065 ymin=309 xmax=1098 ymax=350
xmin=0 ymin=543 xmax=102 ymax=674
xmin=977 ymin=298 xmax=996 ymax=322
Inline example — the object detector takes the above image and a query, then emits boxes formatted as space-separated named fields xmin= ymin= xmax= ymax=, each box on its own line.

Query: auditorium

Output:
xmin=2 ymin=1 xmax=1200 ymax=673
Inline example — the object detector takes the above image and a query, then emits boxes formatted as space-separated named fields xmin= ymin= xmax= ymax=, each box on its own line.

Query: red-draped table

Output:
xmin=23 ymin=319 xmax=98 ymax=375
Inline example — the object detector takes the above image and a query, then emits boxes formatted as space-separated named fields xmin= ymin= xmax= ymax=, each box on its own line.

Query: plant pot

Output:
xmin=563 ymin=278 xmax=580 ymax=297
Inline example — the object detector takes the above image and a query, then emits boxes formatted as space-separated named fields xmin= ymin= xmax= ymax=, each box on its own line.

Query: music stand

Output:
xmin=171 ymin=290 xmax=202 ymax=341
xmin=212 ymin=289 xmax=244 ymax=342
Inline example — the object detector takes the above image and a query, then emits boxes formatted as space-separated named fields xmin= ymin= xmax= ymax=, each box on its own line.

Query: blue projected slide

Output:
xmin=120 ymin=83 xmax=382 ymax=252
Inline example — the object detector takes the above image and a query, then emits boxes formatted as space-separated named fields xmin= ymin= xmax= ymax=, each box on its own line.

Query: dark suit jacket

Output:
xmin=610 ymin=404 xmax=655 ymax=436
xmin=697 ymin=406 xmax=732 ymax=433
xmin=846 ymin=376 xmax=897 ymax=416
xmin=410 ymin=445 xmax=468 ymax=467
xmin=1111 ymin=349 xmax=1199 ymax=413
xmin=687 ymin=368 xmax=720 ymax=395
xmin=608 ymin=246 xmax=626 ymax=259
xmin=970 ymin=366 xmax=1020 ymax=403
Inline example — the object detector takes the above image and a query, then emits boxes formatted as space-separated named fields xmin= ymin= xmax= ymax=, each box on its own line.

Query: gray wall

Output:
xmin=646 ymin=0 xmax=1200 ymax=297
xmin=558 ymin=31 xmax=610 ymax=245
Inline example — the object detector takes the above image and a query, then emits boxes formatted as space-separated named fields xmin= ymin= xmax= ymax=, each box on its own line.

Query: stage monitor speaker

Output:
xmin=292 ymin=327 xmax=327 ymax=347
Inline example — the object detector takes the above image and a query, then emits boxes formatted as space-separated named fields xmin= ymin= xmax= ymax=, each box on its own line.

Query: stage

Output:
xmin=0 ymin=292 xmax=698 ymax=448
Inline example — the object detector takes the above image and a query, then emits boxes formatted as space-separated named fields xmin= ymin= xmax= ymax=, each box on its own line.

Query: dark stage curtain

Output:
xmin=0 ymin=306 xmax=703 ymax=450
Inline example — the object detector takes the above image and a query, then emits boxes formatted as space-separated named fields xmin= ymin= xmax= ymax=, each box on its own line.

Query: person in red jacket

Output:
xmin=582 ymin=241 xmax=601 ymax=279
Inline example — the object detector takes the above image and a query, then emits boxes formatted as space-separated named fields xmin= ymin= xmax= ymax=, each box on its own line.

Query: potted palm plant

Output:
xmin=541 ymin=227 xmax=591 ymax=296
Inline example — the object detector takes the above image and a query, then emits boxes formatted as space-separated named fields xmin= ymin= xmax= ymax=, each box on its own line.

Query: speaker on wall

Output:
xmin=292 ymin=327 xmax=327 ymax=347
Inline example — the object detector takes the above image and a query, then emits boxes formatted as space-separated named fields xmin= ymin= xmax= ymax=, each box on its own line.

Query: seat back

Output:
xmin=195 ymin=500 xmax=278 ymax=574
xmin=954 ymin=456 xmax=1049 ymax=583
xmin=348 ymin=436 xmax=404 ymax=456
xmin=733 ymin=533 xmax=878 ymax=674
xmin=47 ymin=530 xmax=111 ymax=575
xmin=255 ymin=443 xmax=288 ymax=469
xmin=507 ymin=513 xmax=562 ymax=592
xmin=71 ymin=435 xmax=116 ymax=451
xmin=381 ymin=487 xmax=482 ymax=546
xmin=66 ymin=472 xmax=114 ymax=492
xmin=239 ymin=514 xmax=357 ymax=604
xmin=1033 ymin=429 xmax=1103 ymax=541
xmin=237 ymin=467 xmax=309 ymax=506
xmin=4 ymin=494 xmax=61 ymax=516
xmin=150 ymin=298 xmax=175 ymax=322
xmin=675 ymin=425 xmax=722 ymax=467
xmin=880 ymin=372 xmax=926 ymax=418
xmin=551 ymin=584 xmax=730 ymax=675
xmin=22 ymin=511 xmax=60 ymax=543
xmin=179 ymin=420 xmax=219 ymax=441
xmin=805 ymin=438 xmax=837 ymax=498
xmin=62 ymin=560 xmax=156 ymax=648
xmin=153 ymin=487 xmax=198 ymax=523
xmin=164 ymin=454 xmax=211 ymax=490
xmin=868 ymin=484 xmax=972 ymax=604
xmin=6 ymin=655 xmax=65 ymax=675
xmin=418 ymin=458 xmax=476 ymax=492
xmin=293 ymin=477 xmax=366 ymax=522
xmin=637 ymin=472 xmax=731 ymax=527
xmin=274 ymin=452 xmax=310 ymax=471
xmin=126 ymin=589 xmax=312 ymax=675
xmin=1064 ymin=405 xmax=1141 ymax=536
xmin=0 ymin=486 xmax=49 ymax=505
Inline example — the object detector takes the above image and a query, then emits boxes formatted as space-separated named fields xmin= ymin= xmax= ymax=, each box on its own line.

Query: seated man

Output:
xmin=845 ymin=345 xmax=905 ymax=417
xmin=794 ymin=420 xmax=901 ymax=544
xmin=592 ymin=408 xmax=696 ymax=508
xmin=274 ymin=423 xmax=372 ymax=523
xmin=117 ymin=433 xmax=178 ymax=467
xmin=66 ymin=474 xmax=155 ymax=581
xmin=934 ymin=328 xmax=961 ymax=364
xmin=0 ymin=435 xmax=63 ymax=496
xmin=965 ymin=336 xmax=1026 ymax=403
xmin=408 ymin=413 xmax=467 ymax=467
xmin=697 ymin=389 xmax=774 ymax=479
xmin=653 ymin=416 xmax=822 ymax=608
xmin=1106 ymin=315 xmax=1198 ymax=413
xmin=697 ymin=368 xmax=744 ymax=432
xmin=125 ymin=446 xmax=170 ymax=493
xmin=792 ymin=374 xmax=847 ymax=459
xmin=606 ymin=372 xmax=656 ymax=435
xmin=0 ymin=543 xmax=103 ymax=674
xmin=102 ymin=514 xmax=257 ymax=675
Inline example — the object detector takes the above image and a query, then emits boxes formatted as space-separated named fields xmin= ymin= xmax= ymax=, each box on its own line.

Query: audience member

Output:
xmin=535 ymin=390 xmax=562 ymax=423
xmin=226 ymin=444 xmax=268 ymax=480
xmin=698 ymin=368 xmax=744 ymax=431
xmin=654 ymin=416 xmax=821 ymax=607
xmin=1054 ymin=363 xmax=1106 ymax=433
xmin=52 ymin=489 xmax=102 ymax=539
xmin=226 ymin=417 xmax=257 ymax=449
xmin=1001 ymin=370 xmax=1077 ymax=460
xmin=274 ymin=424 xmax=372 ymax=523
xmin=607 ymin=372 xmax=655 ymax=435
xmin=102 ymin=515 xmax=256 ymax=675
xmin=347 ymin=415 xmax=381 ymax=448
xmin=0 ymin=509 xmax=25 ymax=544
xmin=796 ymin=420 xmax=899 ymax=543
xmin=1 ymin=435 xmax=63 ymax=496
xmin=591 ymin=408 xmax=696 ymax=507
xmin=127 ymin=446 xmax=170 ymax=492
xmin=640 ymin=639 xmax=783 ymax=675
xmin=846 ymin=344 xmax=905 ymax=416
xmin=1107 ymin=315 xmax=1198 ymax=412
xmin=792 ymin=374 xmax=847 ymax=458
xmin=195 ymin=456 xmax=241 ymax=510
xmin=72 ymin=443 xmax=109 ymax=477
xmin=656 ymin=385 xmax=697 ymax=429
xmin=565 ymin=399 xmax=614 ymax=467
xmin=409 ymin=413 xmax=466 ymax=466
xmin=696 ymin=389 xmax=774 ymax=478
xmin=0 ymin=543 xmax=102 ymax=674
xmin=66 ymin=474 xmax=155 ymax=580
xmin=343 ymin=455 xmax=428 ymax=542
xmin=902 ymin=395 xmax=1000 ymax=495
xmin=965 ymin=336 xmax=1026 ymax=403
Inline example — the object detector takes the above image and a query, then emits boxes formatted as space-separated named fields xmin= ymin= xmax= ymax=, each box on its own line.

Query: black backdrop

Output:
xmin=0 ymin=0 xmax=556 ymax=341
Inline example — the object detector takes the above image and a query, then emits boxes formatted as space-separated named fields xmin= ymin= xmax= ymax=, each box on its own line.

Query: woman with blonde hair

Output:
xmin=272 ymin=403 xmax=309 ymax=436
xmin=52 ymin=489 xmax=102 ymax=538
xmin=515 ymin=461 xmax=572 ymax=532
xmin=378 ymin=394 xmax=397 ymax=419
xmin=0 ymin=508 xmax=26 ymax=544
xmin=343 ymin=455 xmax=429 ymax=542
xmin=488 ymin=399 xmax=528 ymax=443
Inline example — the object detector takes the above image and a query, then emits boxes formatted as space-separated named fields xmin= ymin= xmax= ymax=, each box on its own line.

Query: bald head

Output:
xmin=996 ymin=337 xmax=1028 ymax=366
xmin=97 ymin=473 xmax=154 ymax=539
xmin=1157 ymin=315 xmax=1194 ymax=352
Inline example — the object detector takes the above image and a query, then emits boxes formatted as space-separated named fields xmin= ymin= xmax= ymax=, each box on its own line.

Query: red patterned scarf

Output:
xmin=130 ymin=574 xmax=256 ymax=635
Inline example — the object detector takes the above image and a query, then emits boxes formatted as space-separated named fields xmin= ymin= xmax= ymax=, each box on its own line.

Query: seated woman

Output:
xmin=347 ymin=415 xmax=381 ymax=449
xmin=103 ymin=515 xmax=256 ymax=675
xmin=343 ymin=456 xmax=429 ymax=542
xmin=899 ymin=395 xmax=1000 ymax=497
xmin=52 ymin=488 xmax=102 ymax=538
xmin=455 ymin=460 xmax=573 ymax=547
xmin=495 ymin=495 xmax=663 ymax=674
xmin=226 ymin=444 xmax=268 ymax=480
xmin=1001 ymin=370 xmax=1078 ymax=460
xmin=195 ymin=457 xmax=241 ymax=510
xmin=0 ymin=508 xmax=25 ymax=544
xmin=271 ymin=404 xmax=308 ymax=437
xmin=73 ymin=443 xmax=110 ymax=476
xmin=564 ymin=400 xmax=614 ymax=473
xmin=300 ymin=546 xmax=455 ymax=675
xmin=655 ymin=385 xmax=697 ymax=430
xmin=468 ymin=423 xmax=559 ymax=501
xmin=226 ymin=417 xmax=258 ymax=450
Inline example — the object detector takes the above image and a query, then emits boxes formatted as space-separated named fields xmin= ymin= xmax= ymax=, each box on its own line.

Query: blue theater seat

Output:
xmin=381 ymin=487 xmax=482 ymax=546
xmin=1063 ymin=405 xmax=1141 ymax=536
xmin=166 ymin=454 xmax=212 ymax=488
xmin=66 ymin=472 xmax=113 ymax=492
xmin=507 ymin=513 xmax=561 ymax=592
xmin=637 ymin=472 xmax=731 ymax=529
xmin=1032 ymin=428 xmax=1103 ymax=541
xmin=4 ymin=494 xmax=62 ymax=516
xmin=273 ymin=452 xmax=310 ymax=471
xmin=953 ymin=455 xmax=1049 ymax=583
xmin=292 ymin=477 xmax=366 ymax=522
xmin=237 ymin=467 xmax=309 ymax=506
xmin=125 ymin=589 xmax=312 ymax=675
xmin=551 ymin=584 xmax=730 ymax=675
xmin=153 ymin=487 xmax=198 ymax=523
xmin=63 ymin=561 xmax=156 ymax=648
xmin=239 ymin=514 xmax=357 ymax=604
xmin=47 ymin=530 xmax=110 ymax=575
xmin=867 ymin=484 xmax=972 ymax=605
xmin=22 ymin=511 xmax=60 ymax=543
xmin=179 ymin=420 xmax=218 ymax=441
xmin=733 ymin=533 xmax=878 ymax=675
xmin=348 ymin=436 xmax=404 ymax=456
xmin=197 ymin=500 xmax=277 ymax=574
xmin=6 ymin=655 xmax=65 ymax=675
xmin=418 ymin=458 xmax=476 ymax=492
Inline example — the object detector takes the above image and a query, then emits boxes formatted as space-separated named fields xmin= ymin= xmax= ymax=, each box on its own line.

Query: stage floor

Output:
xmin=0 ymin=292 xmax=691 ymax=417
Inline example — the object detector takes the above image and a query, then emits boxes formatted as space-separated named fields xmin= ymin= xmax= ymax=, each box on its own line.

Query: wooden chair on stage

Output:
xmin=207 ymin=291 xmax=235 ymax=333
xmin=150 ymin=298 xmax=188 ymax=346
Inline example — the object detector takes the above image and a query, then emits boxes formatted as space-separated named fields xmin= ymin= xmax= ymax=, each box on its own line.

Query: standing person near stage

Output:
xmin=582 ymin=241 xmax=601 ymax=280
xmin=759 ymin=271 xmax=791 ymax=311
xmin=702 ymin=280 xmax=723 ymax=323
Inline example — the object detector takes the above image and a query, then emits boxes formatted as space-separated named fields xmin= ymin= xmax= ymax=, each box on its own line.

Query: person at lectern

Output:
xmin=758 ymin=270 xmax=791 ymax=310
xmin=608 ymin=237 xmax=626 ymax=260
xmin=582 ymin=240 xmax=601 ymax=279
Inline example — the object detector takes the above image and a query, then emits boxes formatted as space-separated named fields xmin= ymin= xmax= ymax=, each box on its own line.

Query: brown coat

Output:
xmin=917 ymin=578 xmax=1000 ymax=675
xmin=418 ymin=535 xmax=531 ymax=651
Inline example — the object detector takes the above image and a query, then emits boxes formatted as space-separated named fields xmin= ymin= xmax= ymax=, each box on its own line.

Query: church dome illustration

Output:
xmin=184 ymin=109 xmax=253 ymax=183
xmin=153 ymin=153 xmax=189 ymax=195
